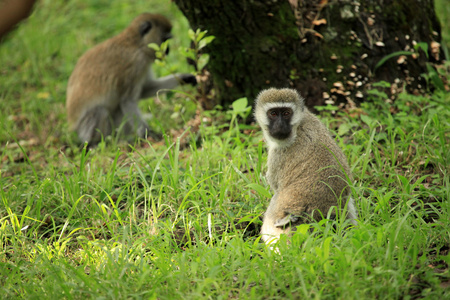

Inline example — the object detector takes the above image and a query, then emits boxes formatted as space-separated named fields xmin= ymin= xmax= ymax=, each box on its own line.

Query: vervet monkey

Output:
xmin=66 ymin=13 xmax=197 ymax=145
xmin=254 ymin=88 xmax=357 ymax=245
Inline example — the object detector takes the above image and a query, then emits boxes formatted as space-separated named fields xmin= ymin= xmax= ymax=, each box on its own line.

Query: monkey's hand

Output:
xmin=274 ymin=214 xmax=301 ymax=228
xmin=179 ymin=74 xmax=197 ymax=86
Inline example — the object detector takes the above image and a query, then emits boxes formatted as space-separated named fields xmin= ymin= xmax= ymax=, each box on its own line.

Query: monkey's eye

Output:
xmin=139 ymin=21 xmax=153 ymax=36
xmin=268 ymin=110 xmax=278 ymax=118
xmin=282 ymin=110 xmax=291 ymax=117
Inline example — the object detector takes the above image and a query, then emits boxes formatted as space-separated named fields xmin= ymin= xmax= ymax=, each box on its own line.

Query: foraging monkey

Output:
xmin=66 ymin=13 xmax=197 ymax=145
xmin=254 ymin=88 xmax=357 ymax=245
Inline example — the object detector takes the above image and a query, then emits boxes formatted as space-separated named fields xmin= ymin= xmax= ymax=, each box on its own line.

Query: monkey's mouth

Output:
xmin=269 ymin=129 xmax=291 ymax=140
xmin=268 ymin=119 xmax=292 ymax=140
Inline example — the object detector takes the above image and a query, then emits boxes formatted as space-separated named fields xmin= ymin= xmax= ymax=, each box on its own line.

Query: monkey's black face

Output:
xmin=139 ymin=21 xmax=153 ymax=37
xmin=162 ymin=33 xmax=172 ymax=54
xmin=267 ymin=107 xmax=293 ymax=140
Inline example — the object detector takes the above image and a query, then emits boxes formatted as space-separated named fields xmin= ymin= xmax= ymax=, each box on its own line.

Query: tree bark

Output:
xmin=174 ymin=0 xmax=444 ymax=109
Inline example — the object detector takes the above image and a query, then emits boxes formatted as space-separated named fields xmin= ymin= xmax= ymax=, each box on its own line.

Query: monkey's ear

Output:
xmin=139 ymin=21 xmax=152 ymax=36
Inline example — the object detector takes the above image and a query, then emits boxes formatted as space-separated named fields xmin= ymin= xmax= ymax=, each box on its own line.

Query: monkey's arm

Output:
xmin=268 ymin=188 xmax=309 ymax=228
xmin=140 ymin=73 xmax=197 ymax=99
xmin=261 ymin=194 xmax=285 ymax=244
xmin=261 ymin=192 xmax=307 ymax=244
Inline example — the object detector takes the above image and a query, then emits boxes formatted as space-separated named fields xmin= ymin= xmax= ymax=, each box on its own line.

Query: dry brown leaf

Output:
xmin=312 ymin=18 xmax=327 ymax=26
xmin=6 ymin=138 xmax=39 ymax=149
xmin=225 ymin=80 xmax=233 ymax=88
xmin=288 ymin=0 xmax=298 ymax=9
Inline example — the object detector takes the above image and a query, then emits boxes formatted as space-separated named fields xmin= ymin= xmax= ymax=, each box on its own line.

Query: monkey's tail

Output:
xmin=347 ymin=196 xmax=358 ymax=226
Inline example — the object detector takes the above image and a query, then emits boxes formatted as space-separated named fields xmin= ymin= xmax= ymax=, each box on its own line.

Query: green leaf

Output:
xmin=338 ymin=123 xmax=352 ymax=136
xmin=159 ymin=40 xmax=170 ymax=52
xmin=372 ymin=81 xmax=391 ymax=88
xmin=180 ymin=48 xmax=196 ymax=60
xmin=195 ymin=30 xmax=207 ymax=42
xmin=232 ymin=97 xmax=248 ymax=113
xmin=197 ymin=53 xmax=210 ymax=70
xmin=397 ymin=175 xmax=409 ymax=187
xmin=315 ymin=105 xmax=338 ymax=111
xmin=246 ymin=183 xmax=272 ymax=199
xmin=414 ymin=42 xmax=429 ymax=59
xmin=188 ymin=29 xmax=195 ymax=41
xmin=322 ymin=236 xmax=332 ymax=260
xmin=426 ymin=63 xmax=445 ymax=91
xmin=360 ymin=114 xmax=374 ymax=127
xmin=296 ymin=224 xmax=311 ymax=235
xmin=198 ymin=36 xmax=215 ymax=50
xmin=148 ymin=43 xmax=160 ymax=51
xmin=411 ymin=175 xmax=429 ymax=190
xmin=374 ymin=51 xmax=413 ymax=73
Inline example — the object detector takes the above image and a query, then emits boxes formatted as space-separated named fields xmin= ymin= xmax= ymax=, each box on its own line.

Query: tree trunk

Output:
xmin=174 ymin=0 xmax=444 ymax=109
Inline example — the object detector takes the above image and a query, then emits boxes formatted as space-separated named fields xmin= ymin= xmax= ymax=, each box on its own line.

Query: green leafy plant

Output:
xmin=422 ymin=63 xmax=446 ymax=91
xmin=182 ymin=28 xmax=215 ymax=72
xmin=148 ymin=40 xmax=171 ymax=68
xmin=180 ymin=28 xmax=216 ymax=103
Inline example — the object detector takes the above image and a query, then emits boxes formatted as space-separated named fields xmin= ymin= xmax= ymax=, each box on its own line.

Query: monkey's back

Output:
xmin=268 ymin=110 xmax=351 ymax=219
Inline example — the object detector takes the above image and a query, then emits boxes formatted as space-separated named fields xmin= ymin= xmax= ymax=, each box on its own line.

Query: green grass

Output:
xmin=1 ymin=1 xmax=450 ymax=299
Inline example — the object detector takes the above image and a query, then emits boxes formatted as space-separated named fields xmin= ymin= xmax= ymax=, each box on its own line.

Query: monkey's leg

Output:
xmin=261 ymin=193 xmax=289 ymax=245
xmin=111 ymin=108 xmax=131 ymax=137
xmin=119 ymin=100 xmax=161 ymax=140
xmin=261 ymin=188 xmax=310 ymax=246
xmin=77 ymin=106 xmax=112 ymax=145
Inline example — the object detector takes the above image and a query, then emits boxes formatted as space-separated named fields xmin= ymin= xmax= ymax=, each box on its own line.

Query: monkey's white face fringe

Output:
xmin=264 ymin=128 xmax=298 ymax=149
